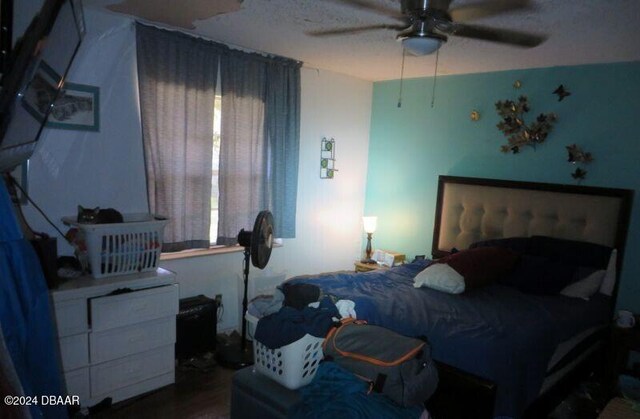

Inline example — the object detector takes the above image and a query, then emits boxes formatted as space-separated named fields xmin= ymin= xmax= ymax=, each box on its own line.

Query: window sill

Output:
xmin=160 ymin=243 xmax=283 ymax=262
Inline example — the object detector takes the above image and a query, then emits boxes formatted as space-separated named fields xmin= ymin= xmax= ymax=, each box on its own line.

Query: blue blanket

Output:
xmin=290 ymin=361 xmax=424 ymax=419
xmin=0 ymin=181 xmax=67 ymax=418
xmin=286 ymin=261 xmax=610 ymax=418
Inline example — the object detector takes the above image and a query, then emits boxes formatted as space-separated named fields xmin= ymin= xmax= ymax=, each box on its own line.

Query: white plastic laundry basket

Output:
xmin=245 ymin=312 xmax=259 ymax=341
xmin=246 ymin=313 xmax=323 ymax=390
xmin=62 ymin=213 xmax=168 ymax=279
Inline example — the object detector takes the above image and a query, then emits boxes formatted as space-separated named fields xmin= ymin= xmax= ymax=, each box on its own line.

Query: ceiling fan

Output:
xmin=307 ymin=0 xmax=547 ymax=56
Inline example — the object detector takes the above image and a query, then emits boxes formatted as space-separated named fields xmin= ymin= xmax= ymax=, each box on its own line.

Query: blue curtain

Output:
xmin=0 ymin=180 xmax=67 ymax=419
xmin=217 ymin=50 xmax=301 ymax=244
xmin=265 ymin=60 xmax=301 ymax=239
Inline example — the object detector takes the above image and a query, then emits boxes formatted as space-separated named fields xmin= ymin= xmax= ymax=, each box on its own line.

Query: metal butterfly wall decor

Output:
xmin=566 ymin=144 xmax=593 ymax=181
xmin=553 ymin=85 xmax=571 ymax=101
xmin=571 ymin=168 xmax=587 ymax=180
xmin=495 ymin=95 xmax=557 ymax=154
xmin=566 ymin=144 xmax=593 ymax=164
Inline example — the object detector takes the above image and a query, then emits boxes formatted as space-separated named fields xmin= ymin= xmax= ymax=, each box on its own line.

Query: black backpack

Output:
xmin=323 ymin=319 xmax=438 ymax=407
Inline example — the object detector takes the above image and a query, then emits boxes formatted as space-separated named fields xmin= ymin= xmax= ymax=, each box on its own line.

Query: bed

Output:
xmin=286 ymin=175 xmax=633 ymax=418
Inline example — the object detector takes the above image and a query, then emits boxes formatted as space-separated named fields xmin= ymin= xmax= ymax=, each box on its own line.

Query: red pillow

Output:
xmin=436 ymin=247 xmax=519 ymax=290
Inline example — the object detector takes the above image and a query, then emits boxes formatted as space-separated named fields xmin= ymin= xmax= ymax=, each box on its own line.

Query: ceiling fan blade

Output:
xmin=306 ymin=24 xmax=407 ymax=37
xmin=450 ymin=0 xmax=534 ymax=22
xmin=396 ymin=26 xmax=416 ymax=39
xmin=327 ymin=0 xmax=405 ymax=21
xmin=450 ymin=23 xmax=547 ymax=47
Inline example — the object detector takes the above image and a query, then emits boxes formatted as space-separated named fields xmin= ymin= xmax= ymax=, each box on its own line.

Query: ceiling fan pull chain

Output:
xmin=397 ymin=49 xmax=407 ymax=108
xmin=430 ymin=48 xmax=440 ymax=108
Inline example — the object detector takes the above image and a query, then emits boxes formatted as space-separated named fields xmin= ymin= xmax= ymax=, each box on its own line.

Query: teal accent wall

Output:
xmin=365 ymin=61 xmax=640 ymax=310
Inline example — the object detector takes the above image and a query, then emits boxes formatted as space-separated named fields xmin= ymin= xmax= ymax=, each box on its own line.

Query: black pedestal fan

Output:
xmin=217 ymin=210 xmax=274 ymax=369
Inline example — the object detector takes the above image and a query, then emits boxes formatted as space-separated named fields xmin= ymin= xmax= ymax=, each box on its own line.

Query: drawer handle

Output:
xmin=133 ymin=304 xmax=149 ymax=312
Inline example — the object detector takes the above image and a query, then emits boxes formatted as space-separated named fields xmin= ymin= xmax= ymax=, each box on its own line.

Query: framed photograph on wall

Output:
xmin=46 ymin=81 xmax=100 ymax=132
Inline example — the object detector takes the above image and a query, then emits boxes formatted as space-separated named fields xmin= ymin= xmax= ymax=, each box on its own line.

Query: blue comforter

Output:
xmin=286 ymin=260 xmax=610 ymax=418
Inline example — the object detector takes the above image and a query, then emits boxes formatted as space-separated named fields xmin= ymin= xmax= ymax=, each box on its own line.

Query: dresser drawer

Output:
xmin=90 ymin=284 xmax=178 ymax=331
xmin=53 ymin=299 xmax=87 ymax=337
xmin=64 ymin=367 xmax=90 ymax=403
xmin=90 ymin=316 xmax=176 ymax=364
xmin=90 ymin=345 xmax=174 ymax=397
xmin=59 ymin=333 xmax=89 ymax=372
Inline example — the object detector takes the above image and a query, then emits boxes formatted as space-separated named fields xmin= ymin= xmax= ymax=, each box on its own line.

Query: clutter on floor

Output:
xmin=548 ymin=380 xmax=611 ymax=419
xmin=231 ymin=281 xmax=437 ymax=418
xmin=178 ymin=351 xmax=218 ymax=374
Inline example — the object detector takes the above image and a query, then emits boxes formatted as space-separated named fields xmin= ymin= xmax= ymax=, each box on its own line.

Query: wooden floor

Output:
xmin=93 ymin=363 xmax=236 ymax=419
xmin=86 ymin=357 xmax=606 ymax=419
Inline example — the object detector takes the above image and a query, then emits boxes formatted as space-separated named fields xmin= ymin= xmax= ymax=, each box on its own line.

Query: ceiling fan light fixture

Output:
xmin=402 ymin=36 xmax=443 ymax=56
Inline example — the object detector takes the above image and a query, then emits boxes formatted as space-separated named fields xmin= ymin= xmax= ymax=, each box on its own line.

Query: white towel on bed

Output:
xmin=335 ymin=300 xmax=357 ymax=319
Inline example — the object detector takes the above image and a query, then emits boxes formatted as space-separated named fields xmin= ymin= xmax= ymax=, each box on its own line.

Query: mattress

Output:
xmin=285 ymin=260 xmax=612 ymax=418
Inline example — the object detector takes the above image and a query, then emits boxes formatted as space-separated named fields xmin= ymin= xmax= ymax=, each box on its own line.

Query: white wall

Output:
xmin=22 ymin=9 xmax=373 ymax=331
xmin=23 ymin=10 xmax=149 ymax=255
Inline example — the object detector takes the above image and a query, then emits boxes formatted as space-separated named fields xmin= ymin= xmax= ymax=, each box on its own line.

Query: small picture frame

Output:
xmin=46 ymin=81 xmax=100 ymax=132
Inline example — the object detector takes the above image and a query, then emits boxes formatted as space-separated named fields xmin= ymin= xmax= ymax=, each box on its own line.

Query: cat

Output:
xmin=70 ymin=206 xmax=124 ymax=274
xmin=77 ymin=205 xmax=124 ymax=224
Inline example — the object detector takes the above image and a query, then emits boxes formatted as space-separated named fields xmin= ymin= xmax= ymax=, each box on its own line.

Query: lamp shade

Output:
xmin=363 ymin=216 xmax=377 ymax=234
xmin=402 ymin=36 xmax=442 ymax=56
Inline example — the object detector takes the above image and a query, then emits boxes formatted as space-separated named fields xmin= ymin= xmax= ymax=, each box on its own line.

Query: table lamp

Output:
xmin=361 ymin=216 xmax=377 ymax=264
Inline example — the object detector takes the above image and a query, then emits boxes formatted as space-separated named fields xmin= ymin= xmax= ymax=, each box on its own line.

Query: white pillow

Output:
xmin=560 ymin=269 xmax=606 ymax=300
xmin=599 ymin=249 xmax=617 ymax=296
xmin=413 ymin=264 xmax=465 ymax=294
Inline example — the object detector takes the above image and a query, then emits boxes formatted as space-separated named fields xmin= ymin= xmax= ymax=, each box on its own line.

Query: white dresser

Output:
xmin=50 ymin=268 xmax=178 ymax=407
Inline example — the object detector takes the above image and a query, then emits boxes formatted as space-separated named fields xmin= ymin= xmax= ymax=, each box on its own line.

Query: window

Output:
xmin=210 ymin=95 xmax=221 ymax=244
xmin=136 ymin=23 xmax=300 ymax=252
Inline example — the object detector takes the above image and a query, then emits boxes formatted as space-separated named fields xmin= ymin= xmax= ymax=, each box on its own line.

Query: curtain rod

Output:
xmin=135 ymin=20 xmax=302 ymax=67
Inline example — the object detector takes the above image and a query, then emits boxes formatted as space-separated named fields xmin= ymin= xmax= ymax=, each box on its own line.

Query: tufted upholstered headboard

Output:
xmin=432 ymin=176 xmax=633 ymax=265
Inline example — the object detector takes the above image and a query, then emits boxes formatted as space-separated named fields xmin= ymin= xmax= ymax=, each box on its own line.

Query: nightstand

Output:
xmin=354 ymin=261 xmax=386 ymax=272
xmin=354 ymin=251 xmax=406 ymax=272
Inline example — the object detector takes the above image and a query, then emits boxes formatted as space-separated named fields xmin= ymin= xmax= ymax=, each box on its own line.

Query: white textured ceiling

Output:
xmin=85 ymin=0 xmax=640 ymax=81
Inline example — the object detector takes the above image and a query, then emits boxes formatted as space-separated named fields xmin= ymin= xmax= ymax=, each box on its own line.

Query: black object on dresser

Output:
xmin=176 ymin=295 xmax=217 ymax=359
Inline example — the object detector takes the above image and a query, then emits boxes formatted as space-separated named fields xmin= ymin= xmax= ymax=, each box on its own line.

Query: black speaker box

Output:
xmin=176 ymin=295 xmax=217 ymax=360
